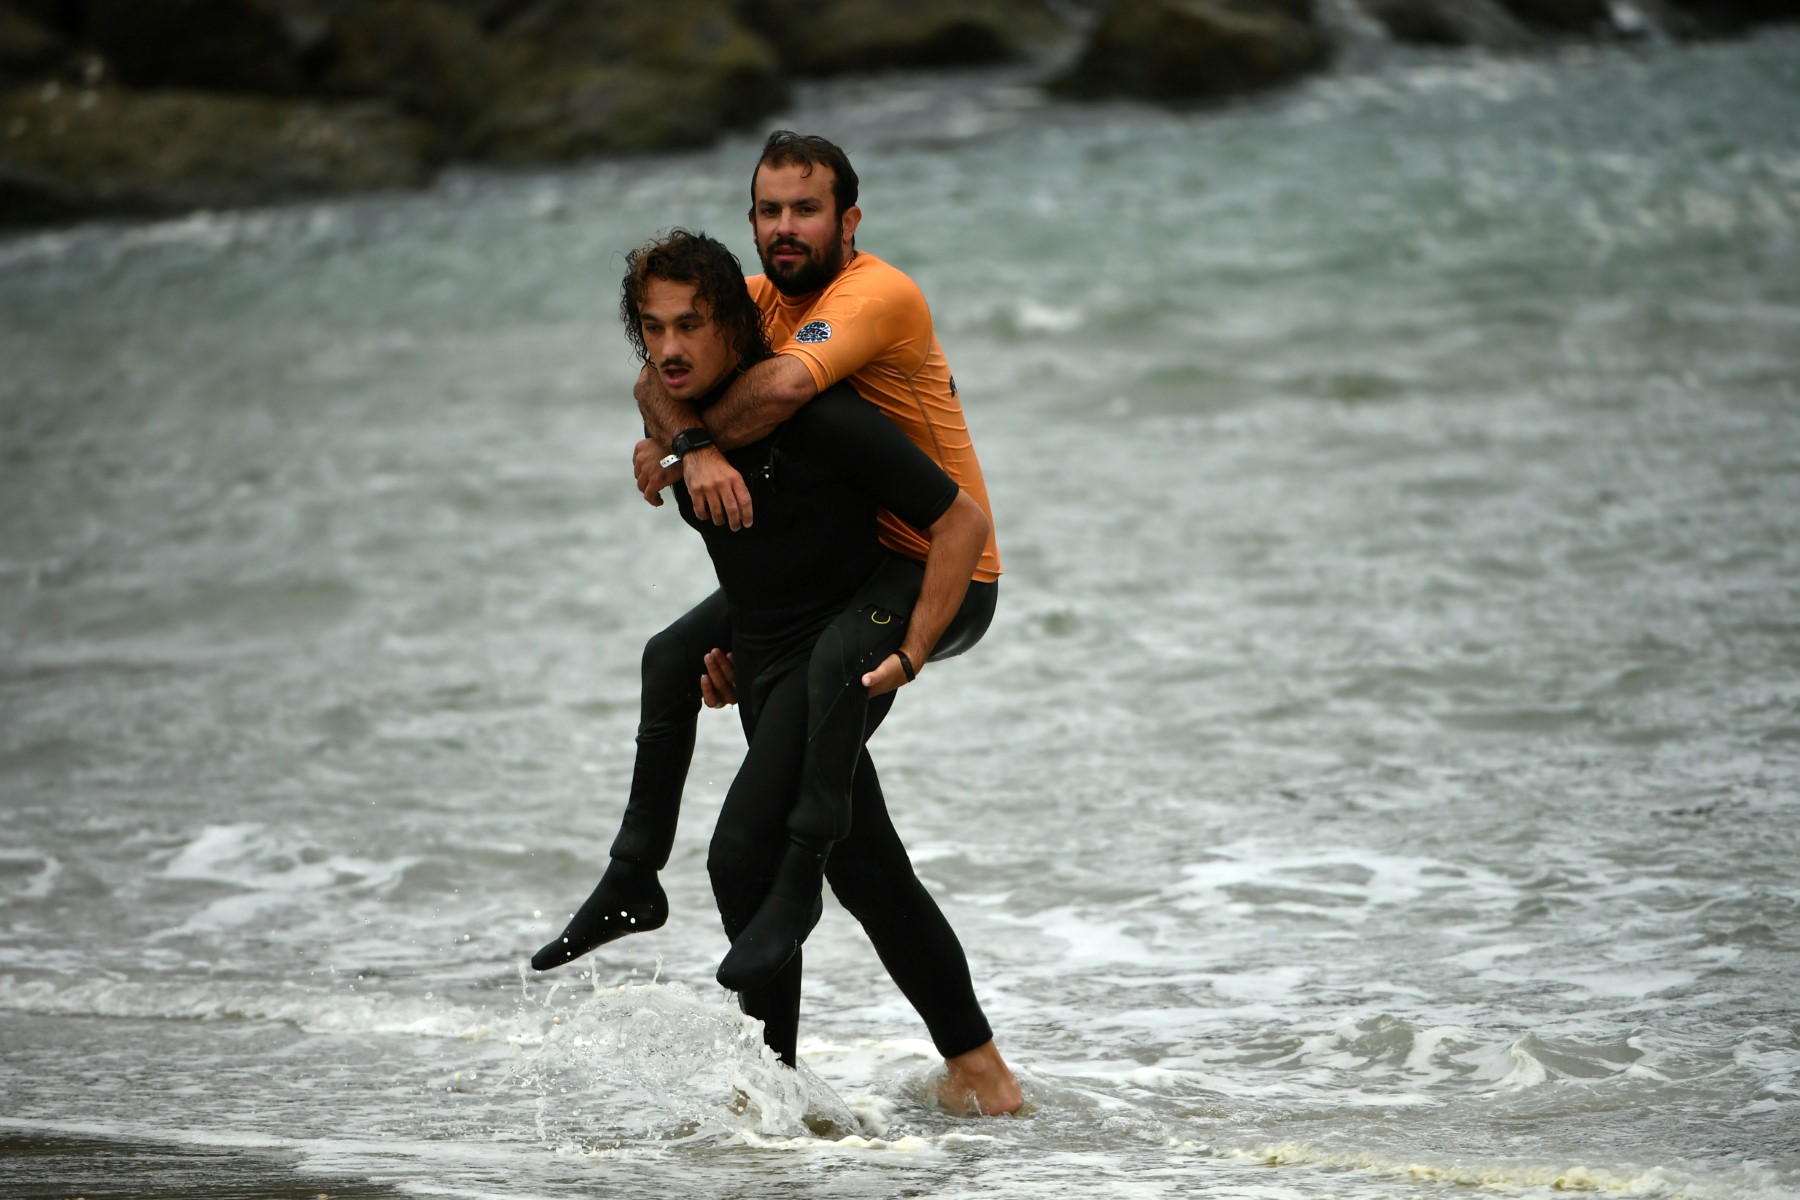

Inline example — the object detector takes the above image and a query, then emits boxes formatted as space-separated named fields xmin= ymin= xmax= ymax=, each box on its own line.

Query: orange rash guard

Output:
xmin=748 ymin=252 xmax=1002 ymax=583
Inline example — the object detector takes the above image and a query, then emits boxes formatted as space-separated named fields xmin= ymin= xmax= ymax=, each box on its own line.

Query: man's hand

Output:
xmin=632 ymin=438 xmax=680 ymax=506
xmin=682 ymin=446 xmax=753 ymax=530
xmin=699 ymin=649 xmax=737 ymax=707
xmin=861 ymin=651 xmax=916 ymax=698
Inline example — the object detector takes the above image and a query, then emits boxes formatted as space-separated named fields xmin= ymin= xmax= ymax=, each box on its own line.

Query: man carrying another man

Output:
xmin=531 ymin=133 xmax=1017 ymax=1115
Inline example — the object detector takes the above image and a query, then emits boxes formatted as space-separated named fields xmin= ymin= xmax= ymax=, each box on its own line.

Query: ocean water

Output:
xmin=2 ymin=28 xmax=1799 ymax=1200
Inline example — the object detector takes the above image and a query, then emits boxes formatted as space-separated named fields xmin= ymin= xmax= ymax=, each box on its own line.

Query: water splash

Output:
xmin=512 ymin=978 xmax=862 ymax=1152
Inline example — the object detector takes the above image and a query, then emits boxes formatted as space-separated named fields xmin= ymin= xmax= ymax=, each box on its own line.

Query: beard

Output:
xmin=758 ymin=230 xmax=847 ymax=297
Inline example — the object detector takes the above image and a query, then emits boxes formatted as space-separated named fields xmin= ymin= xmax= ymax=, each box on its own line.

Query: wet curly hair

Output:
xmin=619 ymin=228 xmax=771 ymax=371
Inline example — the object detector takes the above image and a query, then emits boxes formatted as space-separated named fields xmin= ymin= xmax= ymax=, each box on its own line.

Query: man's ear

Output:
xmin=840 ymin=204 xmax=862 ymax=246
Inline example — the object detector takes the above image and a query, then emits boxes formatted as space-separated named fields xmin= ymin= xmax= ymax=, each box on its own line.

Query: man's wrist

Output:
xmin=659 ymin=428 xmax=717 ymax=470
xmin=671 ymin=427 xmax=714 ymax=458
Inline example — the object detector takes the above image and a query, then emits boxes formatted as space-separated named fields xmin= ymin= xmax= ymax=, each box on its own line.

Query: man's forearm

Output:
xmin=704 ymin=355 xmax=816 ymax=449
xmin=637 ymin=355 xmax=818 ymax=451
xmin=899 ymin=491 xmax=989 ymax=667
xmin=636 ymin=366 xmax=704 ymax=446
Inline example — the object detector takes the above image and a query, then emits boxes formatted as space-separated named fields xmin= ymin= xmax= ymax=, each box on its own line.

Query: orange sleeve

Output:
xmin=777 ymin=270 xmax=928 ymax=392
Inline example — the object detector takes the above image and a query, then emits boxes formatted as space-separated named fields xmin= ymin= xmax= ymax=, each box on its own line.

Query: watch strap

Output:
xmin=671 ymin=427 xmax=714 ymax=459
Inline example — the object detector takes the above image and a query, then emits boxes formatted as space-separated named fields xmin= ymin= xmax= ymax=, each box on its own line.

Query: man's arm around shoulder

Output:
xmin=633 ymin=355 xmax=818 ymax=529
xmin=636 ymin=355 xmax=816 ymax=450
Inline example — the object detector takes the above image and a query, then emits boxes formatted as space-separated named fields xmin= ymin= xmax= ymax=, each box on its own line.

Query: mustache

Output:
xmin=768 ymin=237 xmax=809 ymax=255
xmin=659 ymin=357 xmax=691 ymax=371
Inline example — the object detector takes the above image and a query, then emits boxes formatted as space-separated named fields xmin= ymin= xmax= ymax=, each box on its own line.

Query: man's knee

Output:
xmin=808 ymin=606 xmax=904 ymax=689
xmin=642 ymin=622 xmax=704 ymax=686
xmin=638 ymin=625 xmax=710 ymax=736
xmin=930 ymin=580 xmax=997 ymax=663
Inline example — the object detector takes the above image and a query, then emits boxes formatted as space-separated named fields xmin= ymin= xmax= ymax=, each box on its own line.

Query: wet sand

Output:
xmin=1 ymin=1131 xmax=404 ymax=1200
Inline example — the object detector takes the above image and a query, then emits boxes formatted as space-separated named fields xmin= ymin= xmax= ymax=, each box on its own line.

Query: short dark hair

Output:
xmin=750 ymin=130 xmax=860 ymax=219
xmin=619 ymin=228 xmax=771 ymax=370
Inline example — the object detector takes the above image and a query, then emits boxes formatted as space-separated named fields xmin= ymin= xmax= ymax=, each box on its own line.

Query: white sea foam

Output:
xmin=0 ymin=973 xmax=502 ymax=1040
xmin=0 ymin=848 xmax=61 ymax=902
xmin=146 ymin=822 xmax=419 ymax=941
xmin=160 ymin=821 xmax=413 ymax=891
xmin=1168 ymin=844 xmax=1516 ymax=925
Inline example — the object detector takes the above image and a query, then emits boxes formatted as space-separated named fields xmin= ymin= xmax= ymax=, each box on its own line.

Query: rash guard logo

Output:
xmin=795 ymin=319 xmax=833 ymax=344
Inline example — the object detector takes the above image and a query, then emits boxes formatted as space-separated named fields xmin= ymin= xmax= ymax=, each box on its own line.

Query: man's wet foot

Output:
xmin=935 ymin=1040 xmax=1024 ymax=1116
xmin=532 ymin=860 xmax=667 ymax=971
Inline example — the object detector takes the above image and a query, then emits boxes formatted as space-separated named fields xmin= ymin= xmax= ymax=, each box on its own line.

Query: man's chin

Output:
xmin=766 ymin=259 xmax=834 ymax=296
xmin=667 ymin=374 xmax=730 ymax=401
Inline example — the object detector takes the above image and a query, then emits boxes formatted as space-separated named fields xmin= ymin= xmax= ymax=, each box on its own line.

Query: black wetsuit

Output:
xmin=611 ymin=540 xmax=994 ymax=867
xmin=668 ymin=381 xmax=993 ymax=1065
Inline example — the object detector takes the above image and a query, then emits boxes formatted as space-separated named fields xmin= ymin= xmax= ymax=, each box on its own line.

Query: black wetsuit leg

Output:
xmin=707 ymin=665 xmax=827 ymax=1066
xmin=929 ymin=576 xmax=997 ymax=663
xmin=786 ymin=552 xmax=998 ymax=849
xmin=532 ymin=591 xmax=730 ymax=971
xmin=826 ymin=751 xmax=995 ymax=1059
xmin=708 ymin=659 xmax=992 ymax=1066
xmin=605 ymin=563 xmax=992 ymax=863
xmin=539 ymin=565 xmax=995 ymax=974
xmin=719 ymin=558 xmax=998 ymax=989
xmin=611 ymin=589 xmax=732 ymax=868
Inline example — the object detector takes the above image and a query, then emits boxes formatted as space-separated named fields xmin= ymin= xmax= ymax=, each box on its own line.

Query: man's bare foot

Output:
xmin=935 ymin=1040 xmax=1023 ymax=1116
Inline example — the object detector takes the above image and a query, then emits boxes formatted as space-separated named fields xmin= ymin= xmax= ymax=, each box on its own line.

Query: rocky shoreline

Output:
xmin=1 ymin=0 xmax=1794 ymax=230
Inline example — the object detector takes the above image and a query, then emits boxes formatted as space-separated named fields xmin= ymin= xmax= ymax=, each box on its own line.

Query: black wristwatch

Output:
xmin=671 ymin=427 xmax=714 ymax=459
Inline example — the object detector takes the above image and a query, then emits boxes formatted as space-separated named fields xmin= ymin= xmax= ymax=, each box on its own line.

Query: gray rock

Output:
xmin=432 ymin=0 xmax=538 ymax=29
xmin=0 ymin=4 xmax=68 ymax=80
xmin=0 ymin=85 xmax=435 ymax=226
xmin=740 ymin=0 xmax=1072 ymax=75
xmin=1493 ymin=0 xmax=1614 ymax=33
xmin=83 ymin=0 xmax=317 ymax=95
xmin=1360 ymin=0 xmax=1795 ymax=44
xmin=475 ymin=0 xmax=787 ymax=161
xmin=1356 ymin=0 xmax=1533 ymax=46
xmin=468 ymin=64 xmax=727 ymax=162
xmin=1660 ymin=0 xmax=1800 ymax=33
xmin=8 ymin=0 xmax=79 ymax=35
xmin=318 ymin=0 xmax=497 ymax=140
xmin=1051 ymin=0 xmax=1331 ymax=103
